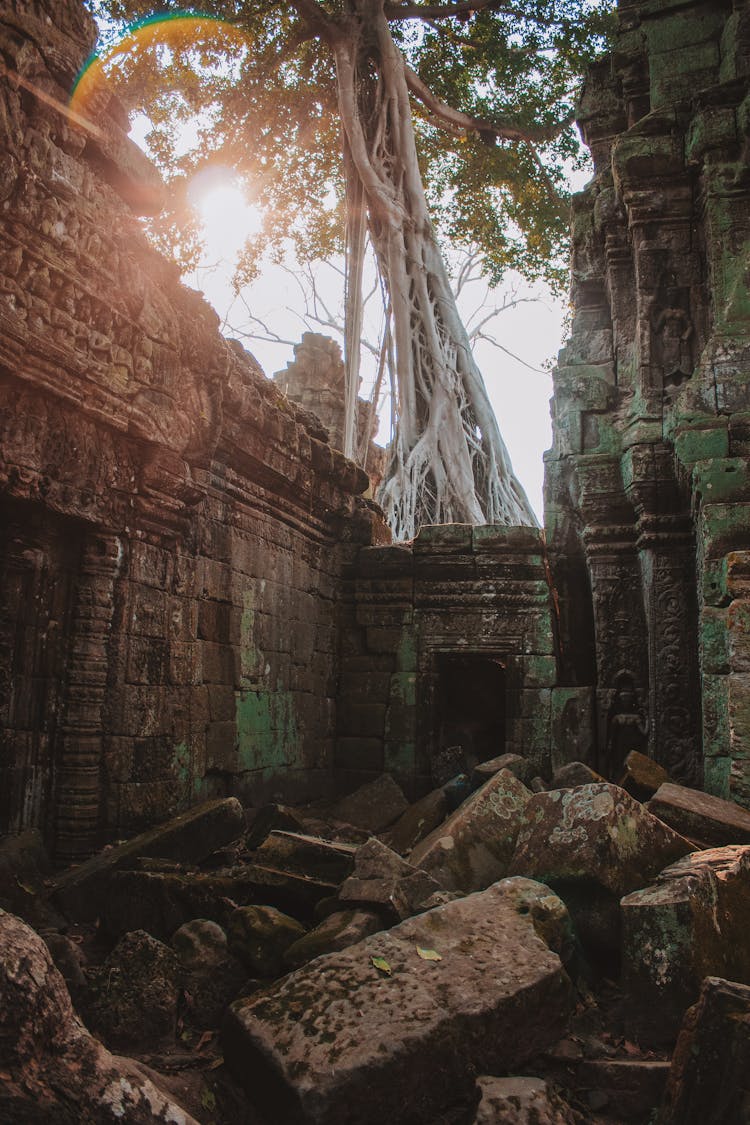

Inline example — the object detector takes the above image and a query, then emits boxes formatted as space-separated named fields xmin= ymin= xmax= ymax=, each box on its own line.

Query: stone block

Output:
xmin=622 ymin=847 xmax=750 ymax=1044
xmin=659 ymin=977 xmax=750 ymax=1125
xmin=331 ymin=774 xmax=409 ymax=833
xmin=222 ymin=878 xmax=574 ymax=1125
xmin=647 ymin=782 xmax=750 ymax=844
xmin=473 ymin=1076 xmax=577 ymax=1124
xmin=51 ymin=797 xmax=245 ymax=921
xmin=411 ymin=769 xmax=531 ymax=893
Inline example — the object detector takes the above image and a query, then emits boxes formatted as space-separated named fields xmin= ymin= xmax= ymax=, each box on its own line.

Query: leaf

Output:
xmin=371 ymin=956 xmax=392 ymax=976
xmin=196 ymin=1029 xmax=215 ymax=1051
xmin=206 ymin=1056 xmax=224 ymax=1070
xmin=200 ymin=1087 xmax=217 ymax=1111
xmin=15 ymin=878 xmax=36 ymax=895
xmin=416 ymin=946 xmax=442 ymax=962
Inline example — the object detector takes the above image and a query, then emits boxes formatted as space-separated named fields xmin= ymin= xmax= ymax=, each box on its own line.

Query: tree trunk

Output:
xmin=334 ymin=0 xmax=538 ymax=540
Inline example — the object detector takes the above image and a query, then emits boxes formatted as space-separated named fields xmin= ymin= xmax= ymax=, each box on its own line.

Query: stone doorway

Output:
xmin=431 ymin=653 xmax=506 ymax=784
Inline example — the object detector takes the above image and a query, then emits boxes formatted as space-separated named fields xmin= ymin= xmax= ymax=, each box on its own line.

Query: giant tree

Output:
xmin=88 ymin=0 xmax=612 ymax=538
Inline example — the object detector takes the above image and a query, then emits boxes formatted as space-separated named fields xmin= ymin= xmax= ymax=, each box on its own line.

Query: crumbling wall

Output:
xmin=0 ymin=0 xmax=384 ymax=861
xmin=547 ymin=0 xmax=750 ymax=801
xmin=336 ymin=525 xmax=568 ymax=798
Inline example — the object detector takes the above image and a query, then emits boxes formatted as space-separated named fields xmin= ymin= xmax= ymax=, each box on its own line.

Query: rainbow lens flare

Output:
xmin=69 ymin=11 xmax=246 ymax=122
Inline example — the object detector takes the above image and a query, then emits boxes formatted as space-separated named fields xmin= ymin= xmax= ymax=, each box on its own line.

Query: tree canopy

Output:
xmin=86 ymin=0 xmax=614 ymax=537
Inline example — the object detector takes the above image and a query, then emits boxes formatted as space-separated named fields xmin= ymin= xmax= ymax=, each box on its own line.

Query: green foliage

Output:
xmin=87 ymin=0 xmax=615 ymax=292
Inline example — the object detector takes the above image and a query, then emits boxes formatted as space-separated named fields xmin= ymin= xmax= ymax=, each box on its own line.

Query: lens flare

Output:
xmin=69 ymin=11 xmax=246 ymax=122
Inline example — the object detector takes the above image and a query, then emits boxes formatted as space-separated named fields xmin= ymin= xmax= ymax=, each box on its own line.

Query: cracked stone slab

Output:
xmin=222 ymin=877 xmax=573 ymax=1125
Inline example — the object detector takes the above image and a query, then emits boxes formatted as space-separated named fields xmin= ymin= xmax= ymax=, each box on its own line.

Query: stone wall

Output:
xmin=336 ymin=525 xmax=567 ymax=798
xmin=546 ymin=0 xmax=750 ymax=802
xmin=0 ymin=0 xmax=383 ymax=861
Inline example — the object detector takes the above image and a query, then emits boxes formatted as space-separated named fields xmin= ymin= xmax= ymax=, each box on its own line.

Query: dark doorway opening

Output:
xmin=432 ymin=654 xmax=506 ymax=785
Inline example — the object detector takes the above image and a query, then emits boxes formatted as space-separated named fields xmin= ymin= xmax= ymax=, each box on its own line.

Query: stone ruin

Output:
xmin=2 ymin=0 xmax=750 ymax=1122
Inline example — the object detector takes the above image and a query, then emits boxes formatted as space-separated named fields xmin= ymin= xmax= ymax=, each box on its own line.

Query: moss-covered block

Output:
xmin=701 ymin=607 xmax=729 ymax=675
xmin=699 ymin=503 xmax=750 ymax=559
xmin=674 ymin=423 xmax=729 ymax=466
xmin=702 ymin=673 xmax=730 ymax=758
xmin=703 ymin=755 xmax=731 ymax=799
xmin=693 ymin=459 xmax=750 ymax=504
xmin=384 ymin=700 xmax=417 ymax=743
xmin=389 ymin=671 xmax=417 ymax=708
xmin=523 ymin=654 xmax=557 ymax=689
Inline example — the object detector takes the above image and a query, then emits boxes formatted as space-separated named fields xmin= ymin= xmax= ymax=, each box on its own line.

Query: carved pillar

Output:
xmin=54 ymin=532 xmax=122 ymax=863
xmin=626 ymin=445 xmax=702 ymax=785
xmin=578 ymin=456 xmax=651 ymax=778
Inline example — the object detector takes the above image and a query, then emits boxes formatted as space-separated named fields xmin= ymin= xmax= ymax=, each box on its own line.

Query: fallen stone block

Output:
xmin=576 ymin=1059 xmax=670 ymax=1121
xmin=103 ymin=863 xmax=338 ymax=940
xmin=283 ymin=908 xmax=383 ymax=969
xmin=550 ymin=761 xmax=604 ymax=789
xmin=228 ymin=904 xmax=307 ymax=977
xmin=659 ymin=977 xmax=750 ymax=1124
xmin=647 ymin=782 xmax=750 ymax=846
xmin=472 ymin=1076 xmax=577 ymax=1124
xmin=171 ymin=918 xmax=246 ymax=1028
xmin=508 ymin=783 xmax=694 ymax=963
xmin=471 ymin=753 xmax=534 ymax=789
xmin=331 ymin=774 xmax=409 ymax=833
xmin=619 ymin=750 xmax=669 ymax=801
xmin=381 ymin=787 xmax=450 ymax=854
xmin=83 ymin=930 xmax=180 ymax=1053
xmin=245 ymin=803 xmax=312 ymax=849
xmin=339 ymin=837 xmax=443 ymax=920
xmin=253 ymin=830 xmax=357 ymax=883
xmin=410 ymin=769 xmax=532 ymax=893
xmin=0 ymin=910 xmax=199 ymax=1124
xmin=621 ymin=845 xmax=750 ymax=1044
xmin=222 ymin=878 xmax=574 ymax=1125
xmin=52 ymin=797 xmax=245 ymax=921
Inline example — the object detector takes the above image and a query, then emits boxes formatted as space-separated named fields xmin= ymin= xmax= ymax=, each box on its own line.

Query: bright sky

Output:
xmin=183 ymin=170 xmax=566 ymax=523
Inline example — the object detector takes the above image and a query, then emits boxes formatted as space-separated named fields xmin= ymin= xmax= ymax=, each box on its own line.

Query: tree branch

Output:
xmin=384 ymin=0 xmax=512 ymax=20
xmin=403 ymin=63 xmax=574 ymax=144
xmin=285 ymin=0 xmax=339 ymax=43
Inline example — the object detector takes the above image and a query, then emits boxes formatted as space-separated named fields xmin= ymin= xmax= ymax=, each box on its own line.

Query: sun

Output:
xmin=187 ymin=167 xmax=263 ymax=260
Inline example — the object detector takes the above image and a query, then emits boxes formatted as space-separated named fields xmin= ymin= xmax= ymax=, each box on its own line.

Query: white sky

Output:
xmin=133 ymin=121 xmax=574 ymax=523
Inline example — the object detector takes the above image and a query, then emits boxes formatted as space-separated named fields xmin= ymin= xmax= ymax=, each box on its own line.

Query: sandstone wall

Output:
xmin=0 ymin=0 xmax=382 ymax=861
xmin=547 ymin=0 xmax=750 ymax=801
xmin=337 ymin=525 xmax=564 ymax=798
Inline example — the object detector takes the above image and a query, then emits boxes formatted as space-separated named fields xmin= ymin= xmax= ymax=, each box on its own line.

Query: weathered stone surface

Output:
xmin=551 ymin=761 xmax=604 ymax=789
xmin=103 ymin=864 xmax=337 ymax=941
xmin=254 ymin=830 xmax=357 ymax=883
xmin=331 ymin=774 xmax=409 ymax=833
xmin=509 ymin=784 xmax=694 ymax=961
xmin=381 ymin=787 xmax=450 ymax=854
xmin=659 ymin=977 xmax=750 ymax=1125
xmin=0 ymin=910 xmax=199 ymax=1123
xmin=171 ymin=919 xmax=246 ymax=1028
xmin=647 ymin=783 xmax=750 ymax=845
xmin=283 ymin=908 xmax=383 ymax=969
xmin=245 ymin=804 xmax=312 ymax=849
xmin=472 ymin=1076 xmax=577 ymax=1124
xmin=619 ymin=751 xmax=669 ymax=801
xmin=84 ymin=930 xmax=180 ymax=1052
xmin=577 ymin=1059 xmax=670 ymax=1121
xmin=52 ymin=799 xmax=245 ymax=921
xmin=228 ymin=905 xmax=307 ymax=977
xmin=339 ymin=837 xmax=443 ymax=920
xmin=621 ymin=845 xmax=750 ymax=1043
xmin=222 ymin=878 xmax=574 ymax=1125
xmin=410 ymin=769 xmax=532 ymax=893
xmin=510 ymin=785 xmax=693 ymax=897
xmin=472 ymin=753 xmax=535 ymax=788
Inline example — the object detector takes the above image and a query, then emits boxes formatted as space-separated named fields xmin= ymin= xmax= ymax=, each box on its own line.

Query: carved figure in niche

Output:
xmin=651 ymin=287 xmax=693 ymax=387
xmin=603 ymin=670 xmax=648 ymax=779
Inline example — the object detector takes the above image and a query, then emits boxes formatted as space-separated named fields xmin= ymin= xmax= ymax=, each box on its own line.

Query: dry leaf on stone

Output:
xmin=416 ymin=946 xmax=442 ymax=961
xmin=371 ymin=956 xmax=392 ymax=976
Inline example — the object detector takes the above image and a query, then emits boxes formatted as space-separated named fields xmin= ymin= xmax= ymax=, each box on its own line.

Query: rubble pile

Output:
xmin=4 ymin=756 xmax=750 ymax=1123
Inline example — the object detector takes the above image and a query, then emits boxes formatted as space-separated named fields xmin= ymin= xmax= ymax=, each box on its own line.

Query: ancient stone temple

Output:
xmin=1 ymin=0 xmax=750 ymax=870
